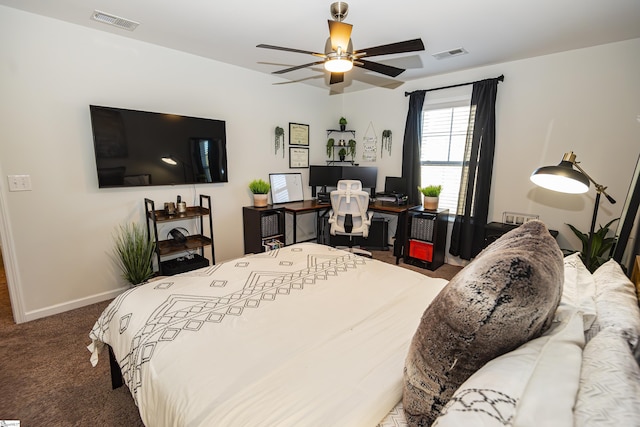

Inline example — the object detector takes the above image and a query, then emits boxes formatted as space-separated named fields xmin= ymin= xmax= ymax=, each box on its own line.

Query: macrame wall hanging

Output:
xmin=362 ymin=122 xmax=377 ymax=162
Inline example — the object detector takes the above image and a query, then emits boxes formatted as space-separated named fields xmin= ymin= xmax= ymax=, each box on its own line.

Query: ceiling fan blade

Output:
xmin=356 ymin=38 xmax=425 ymax=58
xmin=272 ymin=61 xmax=326 ymax=75
xmin=355 ymin=59 xmax=405 ymax=78
xmin=257 ymin=44 xmax=325 ymax=57
xmin=328 ymin=20 xmax=353 ymax=51
xmin=329 ymin=72 xmax=344 ymax=85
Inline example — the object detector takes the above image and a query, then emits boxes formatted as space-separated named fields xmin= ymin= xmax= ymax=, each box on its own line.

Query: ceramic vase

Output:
xmin=253 ymin=194 xmax=268 ymax=207
xmin=423 ymin=196 xmax=439 ymax=210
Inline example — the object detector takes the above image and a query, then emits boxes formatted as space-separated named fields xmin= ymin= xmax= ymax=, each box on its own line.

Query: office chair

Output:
xmin=327 ymin=180 xmax=374 ymax=257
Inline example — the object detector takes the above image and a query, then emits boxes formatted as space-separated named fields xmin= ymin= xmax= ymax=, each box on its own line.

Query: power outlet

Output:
xmin=7 ymin=174 xmax=32 ymax=192
xmin=503 ymin=211 xmax=538 ymax=226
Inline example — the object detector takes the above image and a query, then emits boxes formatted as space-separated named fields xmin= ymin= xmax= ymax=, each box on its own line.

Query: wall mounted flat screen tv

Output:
xmin=89 ymin=105 xmax=228 ymax=188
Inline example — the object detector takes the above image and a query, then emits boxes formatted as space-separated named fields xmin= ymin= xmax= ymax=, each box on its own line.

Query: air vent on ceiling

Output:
xmin=91 ymin=10 xmax=139 ymax=31
xmin=432 ymin=47 xmax=468 ymax=60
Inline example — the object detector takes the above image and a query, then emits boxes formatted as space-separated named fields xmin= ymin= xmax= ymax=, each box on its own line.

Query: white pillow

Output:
xmin=561 ymin=253 xmax=596 ymax=331
xmin=590 ymin=259 xmax=640 ymax=349
xmin=432 ymin=307 xmax=584 ymax=427
xmin=574 ymin=327 xmax=640 ymax=427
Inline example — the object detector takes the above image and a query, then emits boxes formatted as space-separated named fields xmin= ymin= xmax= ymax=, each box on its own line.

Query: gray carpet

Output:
xmin=0 ymin=248 xmax=461 ymax=426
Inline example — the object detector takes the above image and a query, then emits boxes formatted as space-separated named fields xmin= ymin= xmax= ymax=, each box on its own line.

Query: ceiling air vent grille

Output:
xmin=91 ymin=10 xmax=139 ymax=31
xmin=432 ymin=48 xmax=468 ymax=60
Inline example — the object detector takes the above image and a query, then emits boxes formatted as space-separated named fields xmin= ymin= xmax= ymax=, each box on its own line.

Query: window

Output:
xmin=420 ymin=102 xmax=471 ymax=213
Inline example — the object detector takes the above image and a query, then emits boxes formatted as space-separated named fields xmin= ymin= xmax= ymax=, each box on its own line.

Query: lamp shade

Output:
xmin=530 ymin=160 xmax=590 ymax=194
xmin=161 ymin=156 xmax=178 ymax=165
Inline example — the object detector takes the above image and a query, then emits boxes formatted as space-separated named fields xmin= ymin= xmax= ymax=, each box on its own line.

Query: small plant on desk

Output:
xmin=249 ymin=179 xmax=271 ymax=207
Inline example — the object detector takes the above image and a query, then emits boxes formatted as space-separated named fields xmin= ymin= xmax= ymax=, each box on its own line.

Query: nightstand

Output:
xmin=483 ymin=222 xmax=559 ymax=249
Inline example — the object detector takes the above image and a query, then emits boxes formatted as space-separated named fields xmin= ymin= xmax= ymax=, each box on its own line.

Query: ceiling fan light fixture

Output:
xmin=324 ymin=57 xmax=353 ymax=72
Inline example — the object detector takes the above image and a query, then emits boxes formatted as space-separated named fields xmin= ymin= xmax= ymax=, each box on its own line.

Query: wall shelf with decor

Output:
xmin=144 ymin=194 xmax=214 ymax=275
xmin=326 ymin=129 xmax=356 ymax=165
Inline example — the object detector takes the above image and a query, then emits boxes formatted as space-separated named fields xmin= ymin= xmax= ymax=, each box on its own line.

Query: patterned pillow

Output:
xmin=403 ymin=221 xmax=564 ymax=426
xmin=589 ymin=259 xmax=640 ymax=349
xmin=432 ymin=307 xmax=585 ymax=427
xmin=574 ymin=327 xmax=640 ymax=426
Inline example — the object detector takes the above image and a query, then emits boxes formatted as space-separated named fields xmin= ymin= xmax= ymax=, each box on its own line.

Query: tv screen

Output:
xmin=89 ymin=105 xmax=228 ymax=188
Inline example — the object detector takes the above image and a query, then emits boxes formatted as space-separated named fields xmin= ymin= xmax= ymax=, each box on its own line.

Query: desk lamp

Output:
xmin=530 ymin=151 xmax=616 ymax=270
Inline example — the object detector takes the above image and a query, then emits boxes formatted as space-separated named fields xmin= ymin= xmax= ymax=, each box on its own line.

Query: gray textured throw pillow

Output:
xmin=403 ymin=220 xmax=563 ymax=427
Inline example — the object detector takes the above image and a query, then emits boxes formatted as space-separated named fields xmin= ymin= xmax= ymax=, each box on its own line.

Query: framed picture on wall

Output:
xmin=289 ymin=123 xmax=309 ymax=146
xmin=289 ymin=147 xmax=309 ymax=168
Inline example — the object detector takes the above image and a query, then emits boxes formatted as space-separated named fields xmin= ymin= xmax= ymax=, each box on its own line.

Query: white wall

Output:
xmin=0 ymin=6 xmax=338 ymax=322
xmin=2 ymin=5 xmax=639 ymax=322
xmin=344 ymin=38 xmax=640 ymax=260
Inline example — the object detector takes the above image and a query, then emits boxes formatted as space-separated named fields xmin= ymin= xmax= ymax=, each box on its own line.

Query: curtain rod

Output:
xmin=404 ymin=74 xmax=504 ymax=96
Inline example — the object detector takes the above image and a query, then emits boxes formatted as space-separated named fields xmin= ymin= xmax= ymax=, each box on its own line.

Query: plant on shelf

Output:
xmin=274 ymin=126 xmax=284 ymax=158
xmin=339 ymin=116 xmax=347 ymax=131
xmin=348 ymin=139 xmax=357 ymax=158
xmin=418 ymin=185 xmax=443 ymax=210
xmin=566 ymin=218 xmax=618 ymax=273
xmin=326 ymin=138 xmax=335 ymax=157
xmin=338 ymin=148 xmax=347 ymax=161
xmin=112 ymin=222 xmax=156 ymax=287
xmin=249 ymin=179 xmax=271 ymax=207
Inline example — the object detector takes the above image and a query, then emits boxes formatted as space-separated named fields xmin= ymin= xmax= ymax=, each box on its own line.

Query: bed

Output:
xmin=89 ymin=222 xmax=640 ymax=427
xmin=89 ymin=242 xmax=448 ymax=426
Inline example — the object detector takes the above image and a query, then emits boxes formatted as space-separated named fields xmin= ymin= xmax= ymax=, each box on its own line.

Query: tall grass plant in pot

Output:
xmin=112 ymin=222 xmax=156 ymax=287
xmin=249 ymin=179 xmax=271 ymax=207
xmin=419 ymin=185 xmax=443 ymax=210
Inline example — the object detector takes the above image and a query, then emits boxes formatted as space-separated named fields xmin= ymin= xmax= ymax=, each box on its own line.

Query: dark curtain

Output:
xmin=449 ymin=77 xmax=500 ymax=260
xmin=401 ymin=90 xmax=426 ymax=205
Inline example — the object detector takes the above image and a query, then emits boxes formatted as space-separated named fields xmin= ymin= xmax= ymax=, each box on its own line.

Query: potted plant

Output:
xmin=418 ymin=185 xmax=443 ymax=210
xmin=326 ymin=138 xmax=335 ymax=157
xmin=348 ymin=139 xmax=356 ymax=158
xmin=339 ymin=117 xmax=347 ymax=131
xmin=566 ymin=218 xmax=618 ymax=272
xmin=338 ymin=148 xmax=347 ymax=162
xmin=249 ymin=179 xmax=270 ymax=207
xmin=381 ymin=130 xmax=392 ymax=157
xmin=112 ymin=222 xmax=156 ymax=287
xmin=274 ymin=126 xmax=284 ymax=158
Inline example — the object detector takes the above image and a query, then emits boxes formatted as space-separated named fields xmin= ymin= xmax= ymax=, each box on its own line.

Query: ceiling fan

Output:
xmin=257 ymin=2 xmax=425 ymax=85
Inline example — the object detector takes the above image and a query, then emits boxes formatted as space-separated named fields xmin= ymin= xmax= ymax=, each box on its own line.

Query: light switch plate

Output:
xmin=7 ymin=174 xmax=32 ymax=191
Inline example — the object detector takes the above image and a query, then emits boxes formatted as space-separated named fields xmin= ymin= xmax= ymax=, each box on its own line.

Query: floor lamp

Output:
xmin=530 ymin=151 xmax=616 ymax=270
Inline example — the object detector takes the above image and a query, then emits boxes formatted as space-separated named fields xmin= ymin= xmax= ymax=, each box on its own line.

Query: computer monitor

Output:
xmin=384 ymin=176 xmax=407 ymax=194
xmin=342 ymin=166 xmax=378 ymax=194
xmin=309 ymin=165 xmax=342 ymax=196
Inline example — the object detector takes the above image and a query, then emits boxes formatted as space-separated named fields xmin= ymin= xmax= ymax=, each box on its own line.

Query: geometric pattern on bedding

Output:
xmin=91 ymin=251 xmax=366 ymax=405
xmin=377 ymin=401 xmax=409 ymax=427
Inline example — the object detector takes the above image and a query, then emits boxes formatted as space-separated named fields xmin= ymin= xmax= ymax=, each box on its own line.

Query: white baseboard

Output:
xmin=22 ymin=287 xmax=127 ymax=323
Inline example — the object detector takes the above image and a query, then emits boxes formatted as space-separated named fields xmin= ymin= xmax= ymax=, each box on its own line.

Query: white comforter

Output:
xmin=89 ymin=243 xmax=446 ymax=427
